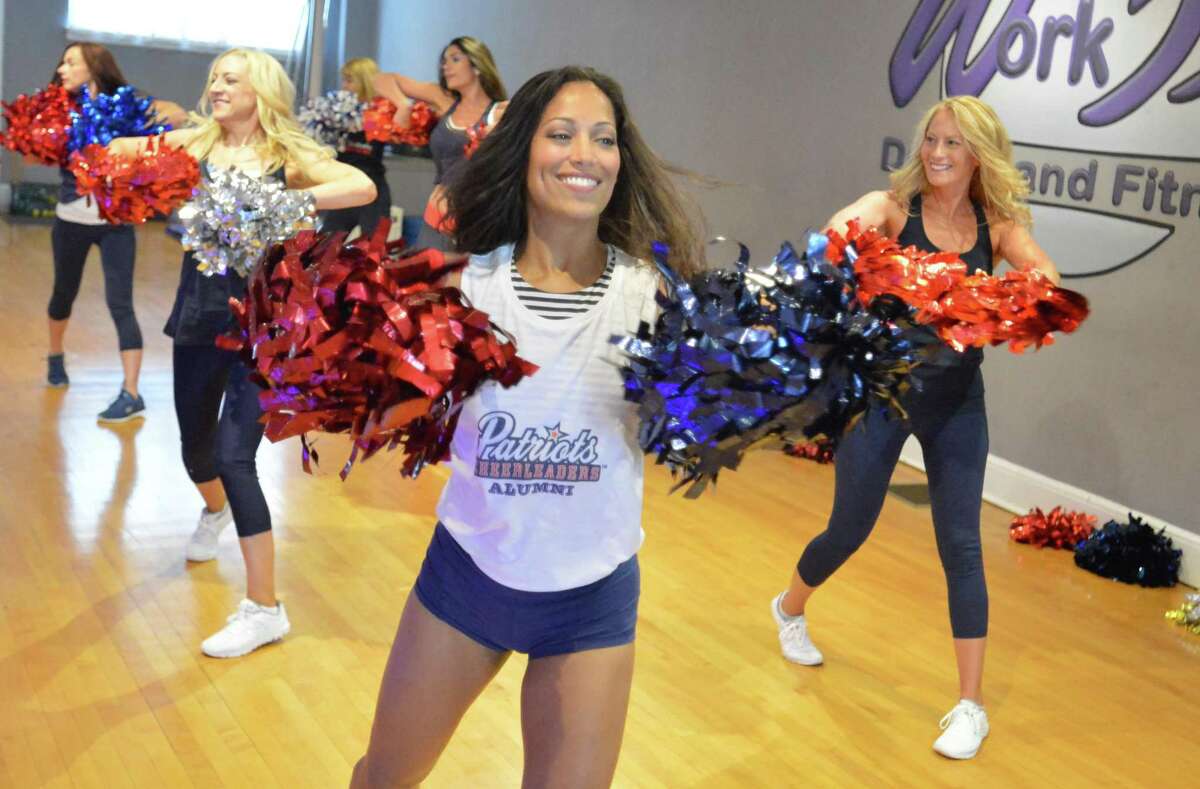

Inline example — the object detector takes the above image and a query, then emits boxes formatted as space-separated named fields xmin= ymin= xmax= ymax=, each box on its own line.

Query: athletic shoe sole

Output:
xmin=202 ymin=629 xmax=290 ymax=659
xmin=97 ymin=411 xmax=146 ymax=424
xmin=934 ymin=742 xmax=983 ymax=760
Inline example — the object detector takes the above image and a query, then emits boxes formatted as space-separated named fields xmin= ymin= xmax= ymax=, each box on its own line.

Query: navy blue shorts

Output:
xmin=414 ymin=523 xmax=640 ymax=659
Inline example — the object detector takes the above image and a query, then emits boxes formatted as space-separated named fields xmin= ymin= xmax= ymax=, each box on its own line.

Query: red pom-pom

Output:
xmin=362 ymin=97 xmax=440 ymax=146
xmin=68 ymin=136 xmax=200 ymax=224
xmin=0 ymin=83 xmax=73 ymax=166
xmin=1009 ymin=506 xmax=1096 ymax=549
xmin=463 ymin=122 xmax=490 ymax=158
xmin=841 ymin=220 xmax=969 ymax=308
xmin=783 ymin=439 xmax=835 ymax=464
xmin=926 ymin=269 xmax=1090 ymax=353
xmin=837 ymin=221 xmax=1090 ymax=353
xmin=223 ymin=223 xmax=537 ymax=478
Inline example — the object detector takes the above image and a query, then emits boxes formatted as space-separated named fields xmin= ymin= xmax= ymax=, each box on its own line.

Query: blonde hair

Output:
xmin=341 ymin=57 xmax=378 ymax=102
xmin=890 ymin=95 xmax=1032 ymax=227
xmin=185 ymin=48 xmax=332 ymax=172
xmin=439 ymin=37 xmax=506 ymax=102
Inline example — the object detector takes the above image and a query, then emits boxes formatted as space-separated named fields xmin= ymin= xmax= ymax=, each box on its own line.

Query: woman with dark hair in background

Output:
xmin=320 ymin=57 xmax=392 ymax=238
xmin=351 ymin=66 xmax=702 ymax=788
xmin=372 ymin=36 xmax=507 ymax=250
xmin=46 ymin=42 xmax=185 ymax=421
xmin=771 ymin=95 xmax=1061 ymax=760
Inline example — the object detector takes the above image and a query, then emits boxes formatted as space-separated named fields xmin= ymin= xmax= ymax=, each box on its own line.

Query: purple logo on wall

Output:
xmin=891 ymin=0 xmax=1199 ymax=125
xmin=885 ymin=0 xmax=1200 ymax=277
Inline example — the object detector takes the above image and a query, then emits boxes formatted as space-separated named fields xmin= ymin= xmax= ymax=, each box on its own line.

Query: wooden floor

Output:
xmin=1 ymin=219 xmax=1196 ymax=788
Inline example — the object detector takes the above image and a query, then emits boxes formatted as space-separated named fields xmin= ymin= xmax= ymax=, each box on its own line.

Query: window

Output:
xmin=66 ymin=0 xmax=312 ymax=55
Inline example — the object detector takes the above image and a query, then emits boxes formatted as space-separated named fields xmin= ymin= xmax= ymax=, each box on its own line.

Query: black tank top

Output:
xmin=898 ymin=193 xmax=993 ymax=275
xmin=897 ymin=193 xmax=993 ymax=371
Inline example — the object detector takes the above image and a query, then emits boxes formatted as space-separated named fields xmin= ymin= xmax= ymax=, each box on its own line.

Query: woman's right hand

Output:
xmin=390 ymin=102 xmax=413 ymax=130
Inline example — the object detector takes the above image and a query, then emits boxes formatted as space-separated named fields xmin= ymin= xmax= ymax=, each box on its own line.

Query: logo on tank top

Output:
xmin=474 ymin=411 xmax=602 ymax=497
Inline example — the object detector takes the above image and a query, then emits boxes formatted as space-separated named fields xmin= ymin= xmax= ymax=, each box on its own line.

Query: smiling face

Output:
xmin=920 ymin=108 xmax=979 ymax=191
xmin=524 ymin=81 xmax=620 ymax=227
xmin=207 ymin=54 xmax=258 ymax=124
xmin=57 ymin=46 xmax=92 ymax=94
xmin=440 ymin=44 xmax=478 ymax=93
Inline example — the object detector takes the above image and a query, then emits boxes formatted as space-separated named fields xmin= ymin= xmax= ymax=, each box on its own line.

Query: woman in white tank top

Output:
xmin=351 ymin=66 xmax=704 ymax=788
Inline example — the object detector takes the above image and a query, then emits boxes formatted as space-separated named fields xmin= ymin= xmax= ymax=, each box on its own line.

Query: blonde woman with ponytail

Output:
xmin=113 ymin=49 xmax=374 ymax=659
xmin=771 ymin=96 xmax=1059 ymax=761
xmin=322 ymin=57 xmax=392 ymax=238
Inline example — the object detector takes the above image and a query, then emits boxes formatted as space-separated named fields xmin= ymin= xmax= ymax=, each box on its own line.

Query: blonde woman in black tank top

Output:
xmin=108 ymin=49 xmax=375 ymax=660
xmin=772 ymin=97 xmax=1060 ymax=761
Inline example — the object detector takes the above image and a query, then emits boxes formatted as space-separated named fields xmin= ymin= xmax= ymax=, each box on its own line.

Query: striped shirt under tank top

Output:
xmin=510 ymin=246 xmax=615 ymax=319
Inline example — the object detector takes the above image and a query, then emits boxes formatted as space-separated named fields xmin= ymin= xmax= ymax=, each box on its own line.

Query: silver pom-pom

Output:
xmin=180 ymin=168 xmax=316 ymax=278
xmin=297 ymin=90 xmax=364 ymax=149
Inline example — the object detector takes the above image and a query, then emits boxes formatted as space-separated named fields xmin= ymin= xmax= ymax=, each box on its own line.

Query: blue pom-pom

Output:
xmin=613 ymin=233 xmax=916 ymax=497
xmin=67 ymin=85 xmax=170 ymax=153
xmin=1074 ymin=514 xmax=1181 ymax=587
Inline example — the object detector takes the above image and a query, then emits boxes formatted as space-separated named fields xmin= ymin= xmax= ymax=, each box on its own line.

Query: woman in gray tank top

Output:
xmin=373 ymin=36 xmax=507 ymax=250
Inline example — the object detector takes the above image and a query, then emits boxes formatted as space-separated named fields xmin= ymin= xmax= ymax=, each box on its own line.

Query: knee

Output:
xmin=180 ymin=445 xmax=216 ymax=484
xmin=798 ymin=528 xmax=866 ymax=586
xmin=938 ymin=535 xmax=984 ymax=577
xmin=47 ymin=298 xmax=71 ymax=321
xmin=106 ymin=296 xmax=135 ymax=321
xmin=216 ymin=453 xmax=257 ymax=485
xmin=821 ymin=522 xmax=871 ymax=561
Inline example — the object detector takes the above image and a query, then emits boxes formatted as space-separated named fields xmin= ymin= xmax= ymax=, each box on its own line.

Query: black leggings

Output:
xmin=797 ymin=366 xmax=989 ymax=638
xmin=173 ymin=344 xmax=271 ymax=538
xmin=48 ymin=219 xmax=142 ymax=351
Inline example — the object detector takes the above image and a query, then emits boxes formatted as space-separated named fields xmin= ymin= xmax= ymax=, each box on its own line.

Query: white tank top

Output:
xmin=436 ymin=243 xmax=660 ymax=591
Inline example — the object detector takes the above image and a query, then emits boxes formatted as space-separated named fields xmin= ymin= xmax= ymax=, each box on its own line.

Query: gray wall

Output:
xmin=376 ymin=0 xmax=907 ymax=252
xmin=321 ymin=0 xmax=380 ymax=92
xmin=375 ymin=0 xmax=1200 ymax=532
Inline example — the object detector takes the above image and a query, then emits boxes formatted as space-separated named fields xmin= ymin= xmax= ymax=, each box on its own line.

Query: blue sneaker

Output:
xmin=98 ymin=389 xmax=146 ymax=423
xmin=47 ymin=354 xmax=69 ymax=388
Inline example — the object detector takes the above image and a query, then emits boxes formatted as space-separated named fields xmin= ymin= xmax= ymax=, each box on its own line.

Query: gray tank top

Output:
xmin=428 ymin=99 xmax=495 ymax=185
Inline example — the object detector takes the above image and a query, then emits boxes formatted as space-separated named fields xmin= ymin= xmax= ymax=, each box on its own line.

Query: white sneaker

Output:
xmin=201 ymin=599 xmax=290 ymax=658
xmin=186 ymin=504 xmax=233 ymax=562
xmin=933 ymin=700 xmax=989 ymax=759
xmin=771 ymin=592 xmax=824 ymax=665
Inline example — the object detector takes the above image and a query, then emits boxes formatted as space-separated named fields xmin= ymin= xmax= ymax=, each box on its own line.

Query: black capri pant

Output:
xmin=48 ymin=219 xmax=142 ymax=351
xmin=797 ymin=365 xmax=989 ymax=639
xmin=173 ymin=344 xmax=271 ymax=538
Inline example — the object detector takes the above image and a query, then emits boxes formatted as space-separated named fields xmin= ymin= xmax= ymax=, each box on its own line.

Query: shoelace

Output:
xmin=780 ymin=619 xmax=811 ymax=646
xmin=939 ymin=704 xmax=983 ymax=733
